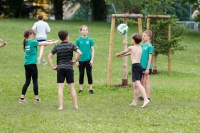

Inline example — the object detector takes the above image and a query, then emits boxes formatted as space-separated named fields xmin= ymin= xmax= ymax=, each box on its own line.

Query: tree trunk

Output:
xmin=91 ymin=0 xmax=107 ymax=21
xmin=53 ymin=0 xmax=63 ymax=20
xmin=152 ymin=54 xmax=157 ymax=74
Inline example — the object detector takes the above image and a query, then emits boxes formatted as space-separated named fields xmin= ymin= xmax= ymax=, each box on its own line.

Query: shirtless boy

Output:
xmin=116 ymin=33 xmax=150 ymax=108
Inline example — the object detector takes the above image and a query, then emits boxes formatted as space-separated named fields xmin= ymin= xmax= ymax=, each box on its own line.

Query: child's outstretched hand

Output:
xmin=47 ymin=39 xmax=59 ymax=45
xmin=47 ymin=39 xmax=55 ymax=42
xmin=52 ymin=40 xmax=59 ymax=45
xmin=116 ymin=53 xmax=121 ymax=57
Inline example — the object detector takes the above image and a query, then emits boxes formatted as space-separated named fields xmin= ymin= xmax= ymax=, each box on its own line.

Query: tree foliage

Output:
xmin=145 ymin=0 xmax=185 ymax=55
xmin=105 ymin=0 xmax=144 ymax=14
xmin=70 ymin=0 xmax=107 ymax=21
xmin=150 ymin=17 xmax=185 ymax=57
xmin=51 ymin=0 xmax=107 ymax=21
xmin=169 ymin=0 xmax=190 ymax=21
xmin=0 ymin=0 xmax=48 ymax=18
xmin=181 ymin=0 xmax=200 ymax=22
xmin=145 ymin=0 xmax=186 ymax=73
xmin=0 ymin=0 xmax=25 ymax=18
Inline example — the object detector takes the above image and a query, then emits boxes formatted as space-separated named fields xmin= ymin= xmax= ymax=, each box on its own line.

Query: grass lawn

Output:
xmin=0 ymin=18 xmax=200 ymax=132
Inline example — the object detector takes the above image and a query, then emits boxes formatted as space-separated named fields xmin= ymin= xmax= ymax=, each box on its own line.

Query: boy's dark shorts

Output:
xmin=142 ymin=69 xmax=152 ymax=75
xmin=132 ymin=63 xmax=143 ymax=82
xmin=57 ymin=68 xmax=74 ymax=83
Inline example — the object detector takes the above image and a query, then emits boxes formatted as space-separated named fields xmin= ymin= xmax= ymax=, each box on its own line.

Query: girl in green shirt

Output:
xmin=19 ymin=29 xmax=58 ymax=104
xmin=75 ymin=25 xmax=95 ymax=94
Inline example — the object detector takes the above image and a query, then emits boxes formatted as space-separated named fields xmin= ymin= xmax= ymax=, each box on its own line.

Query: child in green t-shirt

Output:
xmin=139 ymin=30 xmax=154 ymax=102
xmin=75 ymin=25 xmax=95 ymax=94
xmin=18 ymin=29 xmax=58 ymax=104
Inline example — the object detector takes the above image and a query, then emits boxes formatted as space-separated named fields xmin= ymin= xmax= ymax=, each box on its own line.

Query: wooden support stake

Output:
xmin=146 ymin=15 xmax=170 ymax=19
xmin=168 ymin=24 xmax=171 ymax=74
xmin=138 ymin=17 xmax=143 ymax=35
xmin=112 ymin=14 xmax=143 ymax=18
xmin=107 ymin=17 xmax=116 ymax=86
xmin=147 ymin=18 xmax=150 ymax=30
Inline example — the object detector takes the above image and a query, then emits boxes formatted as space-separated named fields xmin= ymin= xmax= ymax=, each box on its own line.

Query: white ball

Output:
xmin=117 ymin=23 xmax=128 ymax=35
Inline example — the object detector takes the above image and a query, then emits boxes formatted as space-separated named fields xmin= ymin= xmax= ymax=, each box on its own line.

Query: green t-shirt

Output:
xmin=76 ymin=36 xmax=94 ymax=61
xmin=140 ymin=43 xmax=154 ymax=69
xmin=24 ymin=40 xmax=39 ymax=65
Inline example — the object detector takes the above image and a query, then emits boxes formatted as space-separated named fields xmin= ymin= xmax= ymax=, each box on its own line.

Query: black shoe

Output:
xmin=89 ymin=90 xmax=94 ymax=94
xmin=148 ymin=98 xmax=151 ymax=102
xmin=138 ymin=96 xmax=144 ymax=101
xmin=79 ymin=90 xmax=83 ymax=93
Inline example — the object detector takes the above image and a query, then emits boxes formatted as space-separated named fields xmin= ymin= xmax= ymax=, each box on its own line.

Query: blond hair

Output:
xmin=144 ymin=30 xmax=152 ymax=38
xmin=79 ymin=25 xmax=88 ymax=31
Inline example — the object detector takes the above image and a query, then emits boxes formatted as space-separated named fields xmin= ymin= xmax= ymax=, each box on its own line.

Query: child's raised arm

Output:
xmin=38 ymin=40 xmax=59 ymax=46
xmin=116 ymin=47 xmax=131 ymax=57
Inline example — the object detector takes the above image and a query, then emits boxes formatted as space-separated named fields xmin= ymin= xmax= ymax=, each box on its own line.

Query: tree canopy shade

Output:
xmin=105 ymin=0 xmax=143 ymax=14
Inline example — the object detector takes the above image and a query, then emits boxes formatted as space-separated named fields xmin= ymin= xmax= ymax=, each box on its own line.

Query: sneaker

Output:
xmin=18 ymin=99 xmax=26 ymax=103
xmin=34 ymin=99 xmax=40 ymax=104
xmin=138 ymin=96 xmax=144 ymax=101
xmin=79 ymin=90 xmax=83 ymax=93
xmin=89 ymin=90 xmax=94 ymax=94
xmin=37 ymin=57 xmax=41 ymax=64
xmin=43 ymin=61 xmax=48 ymax=65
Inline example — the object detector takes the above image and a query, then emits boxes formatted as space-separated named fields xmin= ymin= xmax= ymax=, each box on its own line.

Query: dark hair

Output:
xmin=23 ymin=29 xmax=34 ymax=51
xmin=58 ymin=30 xmax=68 ymax=41
xmin=132 ymin=33 xmax=142 ymax=44
xmin=38 ymin=15 xmax=43 ymax=20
